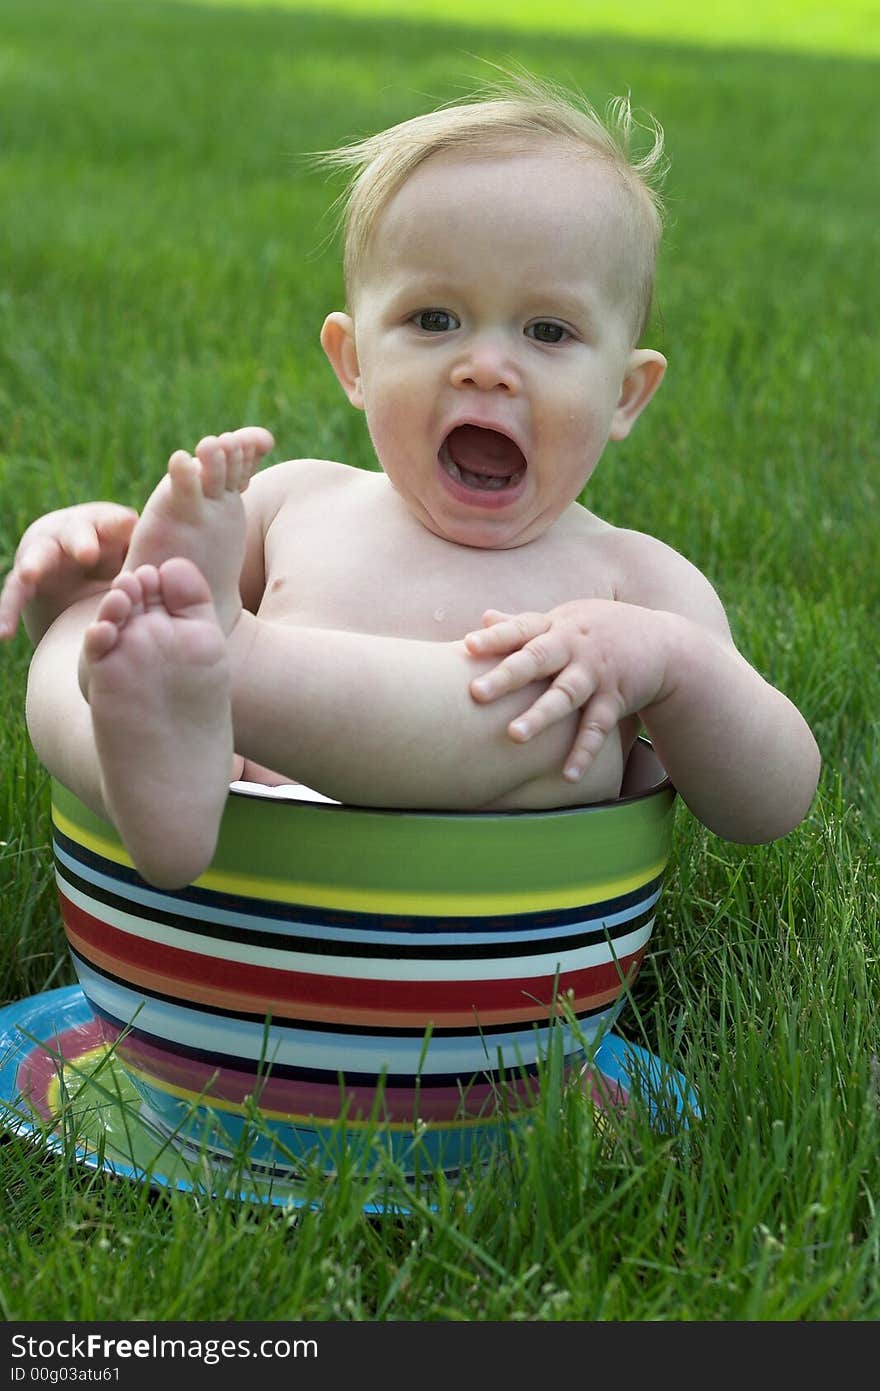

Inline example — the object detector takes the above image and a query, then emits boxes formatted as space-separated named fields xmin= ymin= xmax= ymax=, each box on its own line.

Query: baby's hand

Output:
xmin=465 ymin=599 xmax=675 ymax=781
xmin=0 ymin=501 xmax=139 ymax=643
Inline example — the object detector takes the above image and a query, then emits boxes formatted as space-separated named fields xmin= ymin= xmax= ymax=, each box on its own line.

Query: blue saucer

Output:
xmin=0 ymin=985 xmax=698 ymax=1211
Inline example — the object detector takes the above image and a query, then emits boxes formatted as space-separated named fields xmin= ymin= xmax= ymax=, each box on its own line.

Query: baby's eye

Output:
xmin=413 ymin=309 xmax=460 ymax=333
xmin=526 ymin=321 xmax=568 ymax=344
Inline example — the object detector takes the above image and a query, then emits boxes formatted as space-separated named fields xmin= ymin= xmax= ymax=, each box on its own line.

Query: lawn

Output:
xmin=0 ymin=0 xmax=878 ymax=1321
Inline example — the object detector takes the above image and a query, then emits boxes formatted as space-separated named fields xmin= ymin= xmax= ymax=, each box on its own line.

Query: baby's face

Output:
xmin=331 ymin=145 xmax=651 ymax=549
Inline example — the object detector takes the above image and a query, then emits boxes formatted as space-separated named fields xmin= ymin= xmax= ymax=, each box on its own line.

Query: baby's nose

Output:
xmin=449 ymin=337 xmax=521 ymax=393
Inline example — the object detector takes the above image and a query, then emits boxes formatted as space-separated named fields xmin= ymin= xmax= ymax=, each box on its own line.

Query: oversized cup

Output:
xmin=51 ymin=739 xmax=676 ymax=1176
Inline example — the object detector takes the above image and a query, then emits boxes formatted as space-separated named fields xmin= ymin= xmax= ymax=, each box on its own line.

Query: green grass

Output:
xmin=1 ymin=0 xmax=879 ymax=1321
xmin=176 ymin=0 xmax=880 ymax=57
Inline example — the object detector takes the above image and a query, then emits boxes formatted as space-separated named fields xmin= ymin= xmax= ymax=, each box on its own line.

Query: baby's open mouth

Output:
xmin=439 ymin=425 xmax=527 ymax=491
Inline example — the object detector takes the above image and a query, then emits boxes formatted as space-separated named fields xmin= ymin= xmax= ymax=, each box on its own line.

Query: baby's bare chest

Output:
xmin=257 ymin=490 xmax=616 ymax=640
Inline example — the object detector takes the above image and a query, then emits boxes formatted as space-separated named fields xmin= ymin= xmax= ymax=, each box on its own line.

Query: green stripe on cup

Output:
xmin=50 ymin=741 xmax=675 ymax=916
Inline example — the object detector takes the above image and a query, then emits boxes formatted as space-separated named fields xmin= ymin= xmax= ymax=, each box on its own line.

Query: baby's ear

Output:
xmin=609 ymin=349 xmax=666 ymax=440
xmin=320 ymin=312 xmax=364 ymax=409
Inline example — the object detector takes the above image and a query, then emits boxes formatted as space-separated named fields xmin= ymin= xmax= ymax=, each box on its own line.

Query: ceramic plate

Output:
xmin=0 ymin=986 xmax=697 ymax=1212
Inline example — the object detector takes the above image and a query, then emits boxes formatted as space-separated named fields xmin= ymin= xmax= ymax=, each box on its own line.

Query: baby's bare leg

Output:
xmin=26 ymin=574 xmax=246 ymax=851
xmin=226 ymin=613 xmax=623 ymax=811
xmin=76 ymin=560 xmax=234 ymax=888
xmin=24 ymin=431 xmax=269 ymax=861
xmin=26 ymin=592 xmax=118 ymax=820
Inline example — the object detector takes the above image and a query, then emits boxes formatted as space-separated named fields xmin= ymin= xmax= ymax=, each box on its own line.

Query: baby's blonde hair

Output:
xmin=317 ymin=72 xmax=668 ymax=344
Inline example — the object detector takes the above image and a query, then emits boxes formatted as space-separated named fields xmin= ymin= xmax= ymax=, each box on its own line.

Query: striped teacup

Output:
xmin=51 ymin=738 xmax=676 ymax=1177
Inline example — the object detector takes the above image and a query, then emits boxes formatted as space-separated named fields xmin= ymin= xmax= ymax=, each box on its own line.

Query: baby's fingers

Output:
xmin=506 ymin=680 xmax=592 ymax=742
xmin=0 ymin=530 xmax=88 ymax=637
xmin=562 ymin=694 xmax=624 ymax=782
xmin=0 ymin=568 xmax=32 ymax=639
xmin=470 ymin=631 xmax=572 ymax=703
xmin=57 ymin=520 xmax=105 ymax=568
xmin=52 ymin=509 xmax=136 ymax=574
xmin=12 ymin=536 xmax=54 ymax=585
xmin=39 ymin=505 xmax=137 ymax=575
xmin=93 ymin=505 xmax=138 ymax=550
xmin=465 ymin=610 xmax=551 ymax=658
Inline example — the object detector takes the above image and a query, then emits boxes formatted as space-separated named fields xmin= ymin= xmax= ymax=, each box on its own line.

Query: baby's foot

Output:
xmin=123 ymin=426 xmax=274 ymax=634
xmin=79 ymin=559 xmax=234 ymax=889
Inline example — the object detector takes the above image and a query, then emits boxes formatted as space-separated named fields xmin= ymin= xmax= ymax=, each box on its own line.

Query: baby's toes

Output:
xmin=128 ymin=563 xmax=163 ymax=609
xmin=158 ymin=556 xmax=216 ymax=614
xmin=237 ymin=439 xmax=262 ymax=492
xmin=241 ymin=431 xmax=271 ymax=483
xmin=236 ymin=426 xmax=273 ymax=485
xmin=248 ymin=426 xmax=275 ymax=457
xmin=96 ymin=583 xmax=136 ymax=629
xmin=81 ymin=618 xmax=123 ymax=674
xmin=193 ymin=441 xmax=227 ymax=501
xmin=218 ymin=435 xmax=246 ymax=491
xmin=214 ymin=432 xmax=245 ymax=492
xmin=168 ymin=449 xmax=204 ymax=501
xmin=193 ymin=433 xmax=219 ymax=461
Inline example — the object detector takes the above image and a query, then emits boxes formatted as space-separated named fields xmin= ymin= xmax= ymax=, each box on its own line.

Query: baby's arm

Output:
xmin=0 ymin=503 xmax=139 ymax=645
xmin=464 ymin=541 xmax=820 ymax=843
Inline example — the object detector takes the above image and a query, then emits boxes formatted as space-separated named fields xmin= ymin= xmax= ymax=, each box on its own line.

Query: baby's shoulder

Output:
xmin=245 ymin=456 xmax=375 ymax=517
xmin=251 ymin=455 xmax=365 ymax=494
xmin=603 ymin=525 xmax=732 ymax=633
xmin=601 ymin=523 xmax=694 ymax=577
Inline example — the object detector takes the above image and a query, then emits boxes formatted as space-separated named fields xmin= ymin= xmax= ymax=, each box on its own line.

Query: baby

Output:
xmin=0 ymin=76 xmax=821 ymax=888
